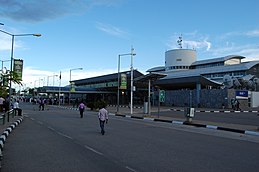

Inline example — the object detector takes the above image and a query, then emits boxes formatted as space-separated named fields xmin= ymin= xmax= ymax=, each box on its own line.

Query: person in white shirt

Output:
xmin=13 ymin=99 xmax=20 ymax=115
xmin=98 ymin=105 xmax=108 ymax=135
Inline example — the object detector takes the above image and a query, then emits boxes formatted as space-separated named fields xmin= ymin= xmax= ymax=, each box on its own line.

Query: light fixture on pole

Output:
xmin=1 ymin=60 xmax=11 ymax=87
xmin=117 ymin=48 xmax=136 ymax=114
xmin=0 ymin=29 xmax=41 ymax=108
xmin=47 ymin=74 xmax=58 ymax=86
xmin=69 ymin=67 xmax=83 ymax=106
xmin=1 ymin=60 xmax=11 ymax=72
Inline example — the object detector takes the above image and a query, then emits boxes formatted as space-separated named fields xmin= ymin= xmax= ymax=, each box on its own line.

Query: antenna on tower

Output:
xmin=177 ymin=34 xmax=183 ymax=49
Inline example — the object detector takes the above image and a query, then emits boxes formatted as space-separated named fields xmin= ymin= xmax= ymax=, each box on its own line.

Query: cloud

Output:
xmin=184 ymin=40 xmax=211 ymax=51
xmin=167 ymin=33 xmax=211 ymax=51
xmin=245 ymin=29 xmax=259 ymax=37
xmin=0 ymin=33 xmax=24 ymax=51
xmin=220 ymin=29 xmax=259 ymax=40
xmin=95 ymin=22 xmax=129 ymax=38
xmin=0 ymin=0 xmax=120 ymax=22
xmin=206 ymin=43 xmax=259 ymax=61
xmin=22 ymin=67 xmax=118 ymax=88
xmin=167 ymin=31 xmax=259 ymax=61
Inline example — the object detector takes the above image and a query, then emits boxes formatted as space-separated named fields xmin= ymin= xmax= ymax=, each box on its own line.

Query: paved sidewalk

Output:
xmin=0 ymin=113 xmax=22 ymax=134
xmin=106 ymin=105 xmax=259 ymax=135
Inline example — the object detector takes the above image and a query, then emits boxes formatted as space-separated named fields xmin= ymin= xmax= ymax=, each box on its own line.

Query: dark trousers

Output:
xmin=79 ymin=109 xmax=84 ymax=118
xmin=99 ymin=119 xmax=105 ymax=135
xmin=39 ymin=104 xmax=44 ymax=111
xmin=0 ymin=105 xmax=3 ymax=112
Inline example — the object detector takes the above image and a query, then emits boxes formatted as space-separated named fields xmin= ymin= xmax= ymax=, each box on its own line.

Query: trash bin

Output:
xmin=18 ymin=108 xmax=22 ymax=116
xmin=143 ymin=102 xmax=148 ymax=114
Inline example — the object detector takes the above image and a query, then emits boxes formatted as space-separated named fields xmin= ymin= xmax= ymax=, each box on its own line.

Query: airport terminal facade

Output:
xmin=37 ymin=48 xmax=259 ymax=108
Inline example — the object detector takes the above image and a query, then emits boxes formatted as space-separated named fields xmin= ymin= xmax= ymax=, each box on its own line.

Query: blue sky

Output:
xmin=0 ymin=0 xmax=259 ymax=89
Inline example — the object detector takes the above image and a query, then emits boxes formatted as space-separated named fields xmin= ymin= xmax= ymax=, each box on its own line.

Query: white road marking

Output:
xmin=84 ymin=145 xmax=103 ymax=155
xmin=57 ymin=132 xmax=73 ymax=140
xmin=126 ymin=166 xmax=137 ymax=172
xmin=48 ymin=126 xmax=55 ymax=131
xmin=37 ymin=121 xmax=43 ymax=125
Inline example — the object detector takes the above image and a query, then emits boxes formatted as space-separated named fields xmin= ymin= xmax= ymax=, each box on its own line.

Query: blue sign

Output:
xmin=236 ymin=90 xmax=248 ymax=99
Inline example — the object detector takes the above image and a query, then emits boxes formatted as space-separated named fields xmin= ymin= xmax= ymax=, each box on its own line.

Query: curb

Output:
xmin=110 ymin=113 xmax=259 ymax=137
xmin=54 ymin=106 xmax=259 ymax=137
xmin=0 ymin=117 xmax=24 ymax=166
xmin=171 ymin=108 xmax=259 ymax=113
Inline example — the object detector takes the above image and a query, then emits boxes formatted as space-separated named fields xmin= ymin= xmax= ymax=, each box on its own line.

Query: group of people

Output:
xmin=78 ymin=102 xmax=108 ymax=135
xmin=0 ymin=96 xmax=22 ymax=116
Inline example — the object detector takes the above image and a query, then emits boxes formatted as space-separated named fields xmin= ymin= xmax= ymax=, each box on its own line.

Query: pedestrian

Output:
xmin=231 ymin=98 xmax=235 ymax=110
xmin=78 ymin=102 xmax=86 ymax=118
xmin=13 ymin=99 xmax=19 ymax=115
xmin=98 ymin=105 xmax=108 ymax=135
xmin=235 ymin=99 xmax=241 ymax=111
xmin=0 ymin=96 xmax=5 ymax=112
xmin=39 ymin=98 xmax=45 ymax=111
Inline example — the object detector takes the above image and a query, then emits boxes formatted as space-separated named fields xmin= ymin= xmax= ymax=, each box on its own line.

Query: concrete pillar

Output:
xmin=196 ymin=82 xmax=201 ymax=107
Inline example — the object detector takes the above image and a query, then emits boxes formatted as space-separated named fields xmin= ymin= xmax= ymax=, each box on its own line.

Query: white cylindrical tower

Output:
xmin=165 ymin=49 xmax=197 ymax=72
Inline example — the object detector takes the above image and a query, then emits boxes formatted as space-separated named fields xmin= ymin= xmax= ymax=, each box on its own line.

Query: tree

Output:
xmin=0 ymin=71 xmax=23 ymax=97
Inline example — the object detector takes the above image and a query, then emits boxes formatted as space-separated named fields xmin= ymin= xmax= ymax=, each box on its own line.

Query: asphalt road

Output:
xmin=1 ymin=103 xmax=259 ymax=172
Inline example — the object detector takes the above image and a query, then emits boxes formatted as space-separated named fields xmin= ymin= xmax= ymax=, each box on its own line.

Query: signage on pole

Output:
xmin=120 ymin=73 xmax=127 ymax=90
xmin=70 ymin=82 xmax=75 ymax=92
xmin=13 ymin=59 xmax=23 ymax=80
xmin=160 ymin=90 xmax=165 ymax=102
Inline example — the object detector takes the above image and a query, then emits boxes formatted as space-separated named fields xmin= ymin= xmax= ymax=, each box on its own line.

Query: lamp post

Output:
xmin=34 ymin=80 xmax=39 ymax=98
xmin=47 ymin=74 xmax=58 ymax=86
xmin=39 ymin=78 xmax=43 ymax=87
xmin=1 ymin=60 xmax=11 ymax=72
xmin=0 ymin=29 xmax=41 ymax=108
xmin=117 ymin=48 xmax=136 ymax=114
xmin=0 ymin=60 xmax=11 ymax=86
xmin=69 ymin=67 xmax=83 ymax=106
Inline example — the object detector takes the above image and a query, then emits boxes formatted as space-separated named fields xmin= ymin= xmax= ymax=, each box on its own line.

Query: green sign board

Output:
xmin=120 ymin=73 xmax=127 ymax=90
xmin=13 ymin=59 xmax=23 ymax=80
xmin=70 ymin=82 xmax=75 ymax=92
xmin=159 ymin=90 xmax=165 ymax=102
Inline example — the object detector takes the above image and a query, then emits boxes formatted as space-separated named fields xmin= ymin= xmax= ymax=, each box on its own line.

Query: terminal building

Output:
xmin=146 ymin=48 xmax=259 ymax=108
xmin=36 ymin=40 xmax=259 ymax=109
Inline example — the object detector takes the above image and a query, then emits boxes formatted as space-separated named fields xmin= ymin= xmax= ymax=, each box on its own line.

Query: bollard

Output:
xmin=184 ymin=107 xmax=195 ymax=123
xmin=1 ymin=114 xmax=5 ymax=125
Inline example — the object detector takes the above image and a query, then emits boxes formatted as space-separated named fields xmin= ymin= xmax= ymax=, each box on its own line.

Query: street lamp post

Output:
xmin=0 ymin=29 xmax=41 ymax=108
xmin=47 ymin=74 xmax=58 ymax=86
xmin=117 ymin=48 xmax=136 ymax=114
xmin=39 ymin=78 xmax=43 ymax=87
xmin=69 ymin=67 xmax=83 ymax=106
xmin=0 ymin=60 xmax=11 ymax=86
xmin=1 ymin=60 xmax=11 ymax=72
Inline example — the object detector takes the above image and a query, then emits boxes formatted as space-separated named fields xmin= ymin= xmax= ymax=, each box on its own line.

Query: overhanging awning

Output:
xmin=134 ymin=72 xmax=167 ymax=83
xmin=156 ymin=75 xmax=223 ymax=89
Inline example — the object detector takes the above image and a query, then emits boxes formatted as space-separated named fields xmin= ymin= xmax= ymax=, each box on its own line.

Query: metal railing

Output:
xmin=0 ymin=109 xmax=15 ymax=125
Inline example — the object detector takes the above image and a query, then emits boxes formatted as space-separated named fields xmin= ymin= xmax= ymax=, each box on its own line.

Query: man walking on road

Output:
xmin=98 ymin=105 xmax=108 ymax=135
xmin=78 ymin=101 xmax=86 ymax=118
